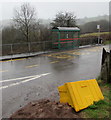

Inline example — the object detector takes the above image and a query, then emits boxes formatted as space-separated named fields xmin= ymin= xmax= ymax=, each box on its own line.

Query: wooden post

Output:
xmin=101 ymin=48 xmax=111 ymax=83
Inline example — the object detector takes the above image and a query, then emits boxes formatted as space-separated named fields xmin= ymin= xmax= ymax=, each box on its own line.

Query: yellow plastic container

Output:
xmin=58 ymin=79 xmax=104 ymax=112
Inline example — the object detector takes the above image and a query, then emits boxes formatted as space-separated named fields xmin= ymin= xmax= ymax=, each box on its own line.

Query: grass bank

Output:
xmin=81 ymin=32 xmax=110 ymax=37
xmin=81 ymin=80 xmax=111 ymax=119
xmin=103 ymin=40 xmax=111 ymax=45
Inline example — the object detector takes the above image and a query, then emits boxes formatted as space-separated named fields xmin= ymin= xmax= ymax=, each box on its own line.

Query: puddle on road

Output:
xmin=44 ymin=45 xmax=106 ymax=60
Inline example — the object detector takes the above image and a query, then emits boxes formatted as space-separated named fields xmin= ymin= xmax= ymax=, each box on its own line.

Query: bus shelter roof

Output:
xmin=52 ymin=27 xmax=80 ymax=31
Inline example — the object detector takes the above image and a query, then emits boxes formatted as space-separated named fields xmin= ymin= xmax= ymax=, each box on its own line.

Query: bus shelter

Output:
xmin=52 ymin=27 xmax=80 ymax=49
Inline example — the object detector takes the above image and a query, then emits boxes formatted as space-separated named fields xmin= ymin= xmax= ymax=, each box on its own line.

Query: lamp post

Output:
xmin=97 ymin=25 xmax=100 ymax=45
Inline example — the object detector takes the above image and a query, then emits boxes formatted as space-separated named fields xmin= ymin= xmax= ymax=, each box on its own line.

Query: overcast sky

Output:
xmin=0 ymin=1 xmax=109 ymax=21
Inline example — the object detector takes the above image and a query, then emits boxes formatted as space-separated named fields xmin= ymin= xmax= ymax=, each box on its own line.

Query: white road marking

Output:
xmin=0 ymin=74 xmax=43 ymax=83
xmin=0 ymin=73 xmax=51 ymax=90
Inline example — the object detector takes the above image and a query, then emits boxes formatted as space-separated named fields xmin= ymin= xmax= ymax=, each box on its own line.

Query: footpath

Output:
xmin=0 ymin=45 xmax=101 ymax=61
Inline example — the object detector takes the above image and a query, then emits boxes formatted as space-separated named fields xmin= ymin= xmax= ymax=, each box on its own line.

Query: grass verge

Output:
xmin=103 ymin=40 xmax=111 ymax=45
xmin=80 ymin=32 xmax=110 ymax=37
xmin=81 ymin=80 xmax=111 ymax=119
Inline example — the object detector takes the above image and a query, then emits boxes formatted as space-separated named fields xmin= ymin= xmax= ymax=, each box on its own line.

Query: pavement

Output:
xmin=0 ymin=51 xmax=51 ymax=61
xmin=0 ymin=45 xmax=110 ymax=118
xmin=0 ymin=44 xmax=103 ymax=61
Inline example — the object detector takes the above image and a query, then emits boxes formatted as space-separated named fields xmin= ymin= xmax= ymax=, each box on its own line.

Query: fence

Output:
xmin=1 ymin=41 xmax=53 ymax=56
xmin=1 ymin=37 xmax=100 ymax=56
xmin=79 ymin=36 xmax=100 ymax=46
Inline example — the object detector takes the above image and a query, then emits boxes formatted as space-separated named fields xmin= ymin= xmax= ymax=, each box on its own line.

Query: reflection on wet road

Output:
xmin=1 ymin=45 xmax=109 ymax=118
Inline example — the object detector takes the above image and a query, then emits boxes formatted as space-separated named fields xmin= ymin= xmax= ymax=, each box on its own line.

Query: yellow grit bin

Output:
xmin=58 ymin=79 xmax=104 ymax=112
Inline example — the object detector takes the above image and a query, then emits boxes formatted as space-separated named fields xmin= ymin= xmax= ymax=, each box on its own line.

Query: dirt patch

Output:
xmin=10 ymin=99 xmax=81 ymax=118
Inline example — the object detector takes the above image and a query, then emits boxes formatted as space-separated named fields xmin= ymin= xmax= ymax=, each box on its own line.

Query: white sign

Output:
xmin=97 ymin=25 xmax=100 ymax=29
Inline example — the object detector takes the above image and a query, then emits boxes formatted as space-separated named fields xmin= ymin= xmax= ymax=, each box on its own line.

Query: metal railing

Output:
xmin=1 ymin=37 xmax=99 ymax=56
xmin=1 ymin=41 xmax=53 ymax=56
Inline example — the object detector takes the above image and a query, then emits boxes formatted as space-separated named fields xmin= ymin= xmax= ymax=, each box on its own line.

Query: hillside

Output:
xmin=77 ymin=15 xmax=109 ymax=25
xmin=1 ymin=14 xmax=109 ymax=28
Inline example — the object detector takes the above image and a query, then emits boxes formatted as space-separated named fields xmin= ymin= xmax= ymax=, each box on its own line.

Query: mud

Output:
xmin=10 ymin=99 xmax=81 ymax=118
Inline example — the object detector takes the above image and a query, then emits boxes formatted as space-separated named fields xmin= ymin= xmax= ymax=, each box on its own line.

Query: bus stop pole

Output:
xmin=97 ymin=25 xmax=100 ymax=45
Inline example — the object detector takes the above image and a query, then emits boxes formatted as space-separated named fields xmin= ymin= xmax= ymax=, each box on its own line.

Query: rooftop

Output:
xmin=52 ymin=27 xmax=80 ymax=31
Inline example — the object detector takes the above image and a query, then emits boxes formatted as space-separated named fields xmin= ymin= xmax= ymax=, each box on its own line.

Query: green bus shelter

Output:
xmin=52 ymin=27 xmax=80 ymax=49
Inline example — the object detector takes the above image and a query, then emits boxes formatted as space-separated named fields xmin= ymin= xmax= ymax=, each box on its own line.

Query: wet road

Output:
xmin=1 ymin=45 xmax=109 ymax=118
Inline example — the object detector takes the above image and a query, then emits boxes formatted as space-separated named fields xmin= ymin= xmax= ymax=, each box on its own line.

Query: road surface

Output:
xmin=1 ymin=45 xmax=109 ymax=118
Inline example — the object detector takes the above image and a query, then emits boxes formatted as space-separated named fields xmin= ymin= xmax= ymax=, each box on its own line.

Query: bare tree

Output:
xmin=13 ymin=3 xmax=37 ymax=52
xmin=51 ymin=11 xmax=76 ymax=27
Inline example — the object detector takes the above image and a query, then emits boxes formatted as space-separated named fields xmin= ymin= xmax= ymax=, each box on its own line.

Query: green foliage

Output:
xmin=80 ymin=32 xmax=110 ymax=46
xmin=51 ymin=11 xmax=76 ymax=27
xmin=80 ymin=32 xmax=109 ymax=37
xmin=82 ymin=83 xmax=111 ymax=119
xmin=88 ymin=104 xmax=98 ymax=109
xmin=103 ymin=40 xmax=111 ymax=45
